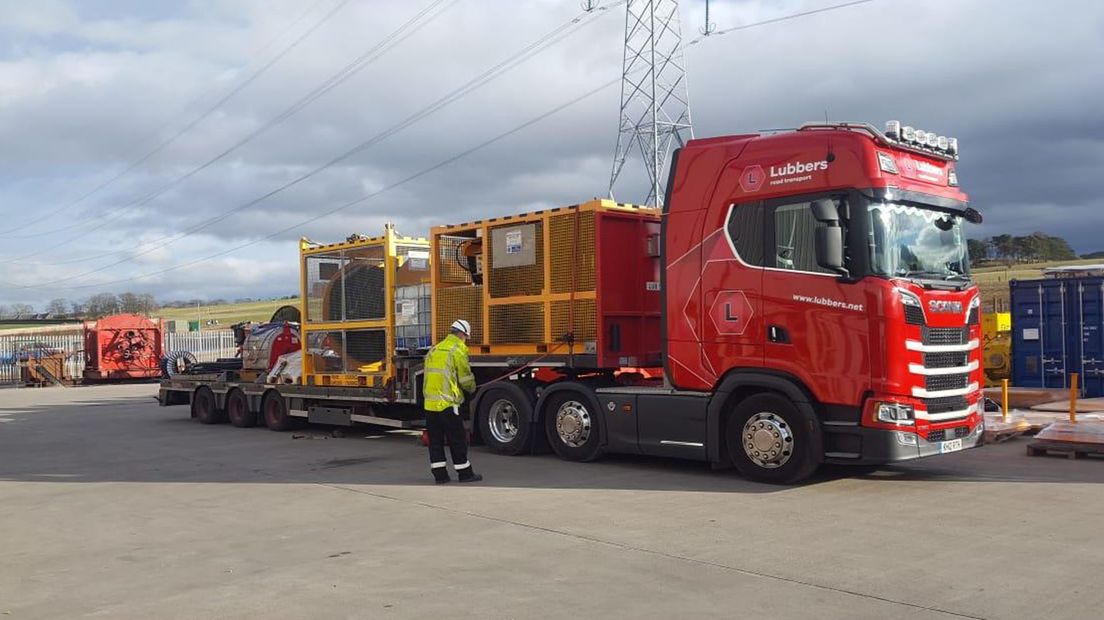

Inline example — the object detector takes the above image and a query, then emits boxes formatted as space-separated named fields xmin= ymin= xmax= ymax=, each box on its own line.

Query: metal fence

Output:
xmin=164 ymin=331 xmax=238 ymax=363
xmin=0 ymin=333 xmax=84 ymax=386
xmin=0 ymin=330 xmax=239 ymax=387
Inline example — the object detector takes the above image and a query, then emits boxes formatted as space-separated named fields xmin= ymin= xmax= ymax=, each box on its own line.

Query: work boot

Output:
xmin=432 ymin=467 xmax=451 ymax=484
xmin=457 ymin=470 xmax=483 ymax=483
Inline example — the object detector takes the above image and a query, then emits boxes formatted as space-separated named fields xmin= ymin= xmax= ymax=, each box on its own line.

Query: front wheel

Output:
xmin=725 ymin=393 xmax=821 ymax=484
xmin=544 ymin=391 xmax=603 ymax=462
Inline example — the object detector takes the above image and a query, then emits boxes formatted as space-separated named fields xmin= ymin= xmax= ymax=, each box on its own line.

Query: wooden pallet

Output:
xmin=985 ymin=428 xmax=1026 ymax=444
xmin=1027 ymin=441 xmax=1104 ymax=460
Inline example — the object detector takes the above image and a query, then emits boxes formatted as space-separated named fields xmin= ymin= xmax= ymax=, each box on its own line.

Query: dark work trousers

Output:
xmin=426 ymin=406 xmax=475 ymax=482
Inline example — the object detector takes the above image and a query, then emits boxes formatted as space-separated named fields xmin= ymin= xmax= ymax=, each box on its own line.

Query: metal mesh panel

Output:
xmin=307 ymin=330 xmax=346 ymax=373
xmin=550 ymin=210 xmax=596 ymax=294
xmin=922 ymin=327 xmax=969 ymax=346
xmin=489 ymin=222 xmax=544 ymax=298
xmin=924 ymin=352 xmax=967 ymax=368
xmin=304 ymin=252 xmax=346 ymax=322
xmin=904 ymin=304 xmax=925 ymax=325
xmin=490 ymin=303 xmax=545 ymax=344
xmin=550 ymin=299 xmax=597 ymax=344
xmin=394 ymin=244 xmax=432 ymax=352
xmin=924 ymin=395 xmax=968 ymax=414
xmin=436 ymin=286 xmax=484 ymax=344
xmin=437 ymin=235 xmax=477 ymax=286
xmin=345 ymin=329 xmax=387 ymax=372
xmin=306 ymin=329 xmax=386 ymax=373
xmin=342 ymin=245 xmax=387 ymax=321
xmin=925 ymin=373 xmax=969 ymax=392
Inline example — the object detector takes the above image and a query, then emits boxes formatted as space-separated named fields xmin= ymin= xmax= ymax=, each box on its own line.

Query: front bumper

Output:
xmin=824 ymin=421 xmax=983 ymax=465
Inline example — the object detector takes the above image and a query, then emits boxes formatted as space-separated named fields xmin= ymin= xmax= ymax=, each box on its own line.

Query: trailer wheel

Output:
xmin=262 ymin=391 xmax=295 ymax=432
xmin=477 ymin=385 xmax=534 ymax=455
xmin=226 ymin=389 xmax=257 ymax=428
xmin=725 ymin=393 xmax=821 ymax=485
xmin=544 ymin=391 xmax=603 ymax=462
xmin=191 ymin=386 xmax=224 ymax=425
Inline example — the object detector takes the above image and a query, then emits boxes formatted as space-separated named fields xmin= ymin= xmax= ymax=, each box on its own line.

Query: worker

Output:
xmin=422 ymin=319 xmax=482 ymax=484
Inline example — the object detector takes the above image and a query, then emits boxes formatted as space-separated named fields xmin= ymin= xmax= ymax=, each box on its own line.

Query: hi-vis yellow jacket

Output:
xmin=423 ymin=333 xmax=476 ymax=412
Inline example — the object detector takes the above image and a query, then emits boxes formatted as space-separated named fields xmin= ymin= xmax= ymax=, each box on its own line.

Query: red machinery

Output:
xmin=83 ymin=314 xmax=164 ymax=381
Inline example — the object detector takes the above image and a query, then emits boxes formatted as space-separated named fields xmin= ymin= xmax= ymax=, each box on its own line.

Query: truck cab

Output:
xmin=664 ymin=122 xmax=984 ymax=477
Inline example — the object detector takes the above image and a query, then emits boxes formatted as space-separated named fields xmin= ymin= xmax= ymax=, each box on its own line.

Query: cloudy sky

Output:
xmin=1 ymin=0 xmax=1101 ymax=308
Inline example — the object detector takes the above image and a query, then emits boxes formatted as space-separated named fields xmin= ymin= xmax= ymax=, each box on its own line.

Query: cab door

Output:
xmin=758 ymin=194 xmax=870 ymax=405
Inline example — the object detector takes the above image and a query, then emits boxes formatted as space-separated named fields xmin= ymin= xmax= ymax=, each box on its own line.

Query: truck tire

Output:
xmin=544 ymin=390 xmax=603 ymax=462
xmin=191 ymin=386 xmax=224 ymax=425
xmin=226 ymin=389 xmax=257 ymax=428
xmin=262 ymin=391 xmax=295 ymax=432
xmin=725 ymin=393 xmax=822 ymax=485
xmin=477 ymin=385 xmax=534 ymax=455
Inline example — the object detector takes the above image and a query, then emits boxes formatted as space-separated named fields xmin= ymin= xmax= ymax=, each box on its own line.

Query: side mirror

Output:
xmin=810 ymin=199 xmax=849 ymax=276
xmin=811 ymin=198 xmax=839 ymax=223
xmin=815 ymin=226 xmax=847 ymax=276
xmin=963 ymin=207 xmax=983 ymax=224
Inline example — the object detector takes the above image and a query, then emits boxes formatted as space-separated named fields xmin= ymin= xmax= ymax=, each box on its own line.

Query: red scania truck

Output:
xmin=160 ymin=121 xmax=984 ymax=484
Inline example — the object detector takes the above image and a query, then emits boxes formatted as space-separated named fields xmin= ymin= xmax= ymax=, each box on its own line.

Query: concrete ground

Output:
xmin=1 ymin=385 xmax=1102 ymax=619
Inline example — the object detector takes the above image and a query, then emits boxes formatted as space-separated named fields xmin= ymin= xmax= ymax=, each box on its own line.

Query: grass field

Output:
xmin=154 ymin=299 xmax=293 ymax=328
xmin=972 ymin=258 xmax=1104 ymax=312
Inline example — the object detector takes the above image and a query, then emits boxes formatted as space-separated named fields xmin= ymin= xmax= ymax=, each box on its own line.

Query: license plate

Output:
xmin=940 ymin=438 xmax=963 ymax=454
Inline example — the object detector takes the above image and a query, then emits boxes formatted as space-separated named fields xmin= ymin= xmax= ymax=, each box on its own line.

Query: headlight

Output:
xmin=877 ymin=402 xmax=915 ymax=425
xmin=897 ymin=288 xmax=922 ymax=307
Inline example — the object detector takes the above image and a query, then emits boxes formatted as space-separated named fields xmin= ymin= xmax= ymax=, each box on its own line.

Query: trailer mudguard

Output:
xmin=706 ymin=369 xmax=819 ymax=464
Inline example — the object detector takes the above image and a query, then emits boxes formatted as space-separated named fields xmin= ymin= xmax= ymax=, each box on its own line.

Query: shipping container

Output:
xmin=1011 ymin=275 xmax=1104 ymax=397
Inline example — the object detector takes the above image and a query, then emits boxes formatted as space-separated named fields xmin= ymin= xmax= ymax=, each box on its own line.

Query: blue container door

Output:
xmin=1072 ymin=277 xmax=1104 ymax=398
xmin=1011 ymin=279 xmax=1069 ymax=389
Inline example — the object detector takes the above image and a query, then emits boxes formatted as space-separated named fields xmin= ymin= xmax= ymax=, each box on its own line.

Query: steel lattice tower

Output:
xmin=607 ymin=0 xmax=694 ymax=206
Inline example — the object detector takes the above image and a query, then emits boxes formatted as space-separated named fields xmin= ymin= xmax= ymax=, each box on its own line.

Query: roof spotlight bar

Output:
xmin=884 ymin=120 xmax=959 ymax=161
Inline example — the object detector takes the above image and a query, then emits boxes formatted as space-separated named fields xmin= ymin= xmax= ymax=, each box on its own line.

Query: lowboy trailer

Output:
xmin=161 ymin=121 xmax=985 ymax=484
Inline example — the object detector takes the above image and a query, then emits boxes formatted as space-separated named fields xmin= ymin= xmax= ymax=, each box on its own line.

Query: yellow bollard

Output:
xmin=1069 ymin=373 xmax=1079 ymax=424
xmin=1001 ymin=379 xmax=1010 ymax=423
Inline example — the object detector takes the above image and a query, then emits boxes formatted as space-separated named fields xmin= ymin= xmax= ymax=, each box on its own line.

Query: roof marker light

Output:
xmin=902 ymin=126 xmax=915 ymax=141
xmin=937 ymin=135 xmax=949 ymax=150
xmin=885 ymin=120 xmax=901 ymax=141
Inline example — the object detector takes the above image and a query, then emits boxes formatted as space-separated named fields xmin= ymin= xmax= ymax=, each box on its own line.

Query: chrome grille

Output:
xmin=922 ymin=327 xmax=969 ymax=346
xmin=926 ymin=374 xmax=969 ymax=392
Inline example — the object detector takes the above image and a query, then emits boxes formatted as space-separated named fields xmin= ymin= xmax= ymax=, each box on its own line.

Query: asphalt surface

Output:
xmin=1 ymin=384 xmax=1102 ymax=619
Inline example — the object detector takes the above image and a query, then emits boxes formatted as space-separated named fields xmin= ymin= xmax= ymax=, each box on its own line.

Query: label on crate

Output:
xmin=505 ymin=230 xmax=523 ymax=255
xmin=397 ymin=300 xmax=418 ymax=325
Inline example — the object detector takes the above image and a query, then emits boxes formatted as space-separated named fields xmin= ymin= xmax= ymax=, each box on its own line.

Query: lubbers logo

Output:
xmin=766 ymin=158 xmax=828 ymax=189
xmin=769 ymin=160 xmax=828 ymax=177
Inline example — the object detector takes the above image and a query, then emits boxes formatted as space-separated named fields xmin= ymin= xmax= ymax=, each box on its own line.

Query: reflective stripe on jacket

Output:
xmin=423 ymin=333 xmax=476 ymax=412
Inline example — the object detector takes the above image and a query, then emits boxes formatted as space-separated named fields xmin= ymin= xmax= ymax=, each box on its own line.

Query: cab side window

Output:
xmin=725 ymin=203 xmax=765 ymax=266
xmin=771 ymin=200 xmax=844 ymax=274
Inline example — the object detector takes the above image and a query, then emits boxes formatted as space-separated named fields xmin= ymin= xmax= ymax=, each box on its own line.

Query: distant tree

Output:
xmin=10 ymin=303 xmax=34 ymax=317
xmin=0 ymin=304 xmax=9 ymax=319
xmin=967 ymin=239 xmax=990 ymax=264
xmin=991 ymin=234 xmax=1015 ymax=262
xmin=1082 ymin=251 xmax=1104 ymax=259
xmin=45 ymin=298 xmax=69 ymax=316
xmin=70 ymin=301 xmax=85 ymax=316
xmin=85 ymin=293 xmax=120 ymax=318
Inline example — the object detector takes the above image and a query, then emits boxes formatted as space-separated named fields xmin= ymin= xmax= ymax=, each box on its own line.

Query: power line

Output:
xmin=0 ymin=0 xmax=355 ymax=239
xmin=685 ymin=0 xmax=874 ymax=45
xmin=6 ymin=0 xmax=874 ymax=295
xmin=42 ymin=78 xmax=625 ymax=292
xmin=4 ymin=1 xmax=621 ymax=288
xmin=0 ymin=0 xmax=457 ymax=266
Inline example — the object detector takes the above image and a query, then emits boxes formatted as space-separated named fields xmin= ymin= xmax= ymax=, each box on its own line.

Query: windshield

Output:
xmin=868 ymin=202 xmax=969 ymax=280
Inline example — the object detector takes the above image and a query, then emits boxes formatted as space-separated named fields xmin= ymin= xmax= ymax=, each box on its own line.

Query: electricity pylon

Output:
xmin=606 ymin=0 xmax=694 ymax=207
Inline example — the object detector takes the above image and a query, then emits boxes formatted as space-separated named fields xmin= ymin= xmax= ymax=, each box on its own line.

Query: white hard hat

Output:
xmin=451 ymin=319 xmax=471 ymax=336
